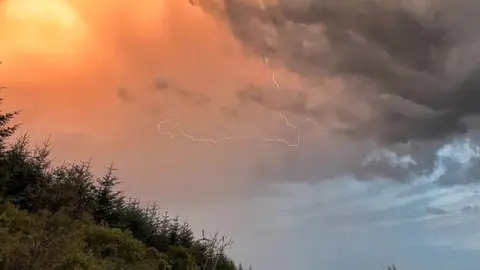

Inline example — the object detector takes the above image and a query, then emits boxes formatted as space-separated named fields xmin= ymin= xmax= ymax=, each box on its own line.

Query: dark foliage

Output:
xmin=0 ymin=100 xmax=247 ymax=270
xmin=0 ymin=94 xmax=396 ymax=269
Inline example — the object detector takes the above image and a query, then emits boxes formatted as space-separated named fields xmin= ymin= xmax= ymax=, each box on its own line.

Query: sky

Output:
xmin=2 ymin=0 xmax=480 ymax=269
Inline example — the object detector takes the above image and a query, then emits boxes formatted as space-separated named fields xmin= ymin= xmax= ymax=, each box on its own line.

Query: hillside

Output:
xmin=0 ymin=97 xmax=250 ymax=270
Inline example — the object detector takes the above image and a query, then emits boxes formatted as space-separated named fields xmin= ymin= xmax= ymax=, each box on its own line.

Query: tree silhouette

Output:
xmin=0 ymin=96 xmax=247 ymax=269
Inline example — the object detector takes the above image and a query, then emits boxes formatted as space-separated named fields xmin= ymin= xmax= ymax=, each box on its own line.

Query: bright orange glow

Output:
xmin=0 ymin=0 xmax=304 ymax=201
xmin=0 ymin=0 xmax=87 ymax=56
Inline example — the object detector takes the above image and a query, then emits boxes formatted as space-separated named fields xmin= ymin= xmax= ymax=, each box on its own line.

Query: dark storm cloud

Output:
xmin=195 ymin=0 xmax=480 ymax=143
xmin=339 ymin=111 xmax=468 ymax=143
xmin=235 ymin=84 xmax=325 ymax=118
xmin=354 ymin=140 xmax=441 ymax=181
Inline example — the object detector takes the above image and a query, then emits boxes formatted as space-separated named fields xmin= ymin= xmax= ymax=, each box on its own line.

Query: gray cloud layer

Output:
xmin=195 ymin=0 xmax=480 ymax=143
xmin=187 ymin=0 xmax=480 ymax=184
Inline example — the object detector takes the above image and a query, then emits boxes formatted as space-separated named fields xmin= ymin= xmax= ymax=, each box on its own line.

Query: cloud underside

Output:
xmin=196 ymin=0 xmax=480 ymax=143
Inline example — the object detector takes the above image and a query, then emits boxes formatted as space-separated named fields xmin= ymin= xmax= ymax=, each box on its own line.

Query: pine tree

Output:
xmin=0 ymin=91 xmax=20 ymax=199
xmin=168 ymin=215 xmax=181 ymax=246
xmin=94 ymin=163 xmax=124 ymax=226
xmin=178 ymin=221 xmax=195 ymax=247
xmin=0 ymin=62 xmax=19 ymax=151
xmin=0 ymin=104 xmax=17 ymax=150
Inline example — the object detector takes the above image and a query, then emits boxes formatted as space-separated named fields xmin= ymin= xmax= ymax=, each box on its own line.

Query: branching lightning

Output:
xmin=156 ymin=56 xmax=329 ymax=146
xmin=157 ymin=119 xmax=176 ymax=140
xmin=175 ymin=115 xmax=300 ymax=146
xmin=156 ymin=2 xmax=325 ymax=146
xmin=156 ymin=57 xmax=304 ymax=147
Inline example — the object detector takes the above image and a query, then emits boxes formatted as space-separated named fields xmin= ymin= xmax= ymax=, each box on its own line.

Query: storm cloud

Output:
xmin=195 ymin=0 xmax=480 ymax=143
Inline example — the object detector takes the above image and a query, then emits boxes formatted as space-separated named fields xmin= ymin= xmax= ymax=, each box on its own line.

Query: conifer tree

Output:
xmin=0 ymin=62 xmax=18 ymax=150
xmin=0 ymin=64 xmax=20 ymax=200
xmin=94 ymin=164 xmax=124 ymax=226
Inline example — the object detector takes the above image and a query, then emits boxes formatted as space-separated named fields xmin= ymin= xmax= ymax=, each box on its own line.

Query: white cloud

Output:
xmin=173 ymin=137 xmax=480 ymax=269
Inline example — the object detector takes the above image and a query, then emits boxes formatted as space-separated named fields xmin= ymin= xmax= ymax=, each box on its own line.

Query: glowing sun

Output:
xmin=0 ymin=0 xmax=88 ymax=56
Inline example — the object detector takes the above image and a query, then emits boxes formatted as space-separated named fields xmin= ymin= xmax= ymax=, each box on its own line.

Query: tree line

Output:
xmin=0 ymin=96 xmax=251 ymax=270
xmin=0 ymin=92 xmax=399 ymax=269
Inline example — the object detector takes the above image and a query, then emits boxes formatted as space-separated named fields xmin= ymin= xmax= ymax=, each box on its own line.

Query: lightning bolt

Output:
xmin=304 ymin=118 xmax=325 ymax=132
xmin=266 ymin=57 xmax=325 ymax=133
xmin=272 ymin=73 xmax=280 ymax=91
xmin=156 ymin=52 xmax=331 ymax=147
xmin=157 ymin=1 xmax=325 ymax=147
xmin=156 ymin=56 xmax=304 ymax=147
xmin=157 ymin=115 xmax=300 ymax=147
xmin=175 ymin=115 xmax=300 ymax=146
xmin=153 ymin=0 xmax=332 ymax=160
xmin=157 ymin=119 xmax=175 ymax=140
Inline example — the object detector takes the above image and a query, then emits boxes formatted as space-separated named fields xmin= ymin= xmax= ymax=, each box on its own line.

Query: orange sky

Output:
xmin=6 ymin=2 xmax=480 ymax=269
xmin=0 ymin=0 xmax=308 ymax=205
